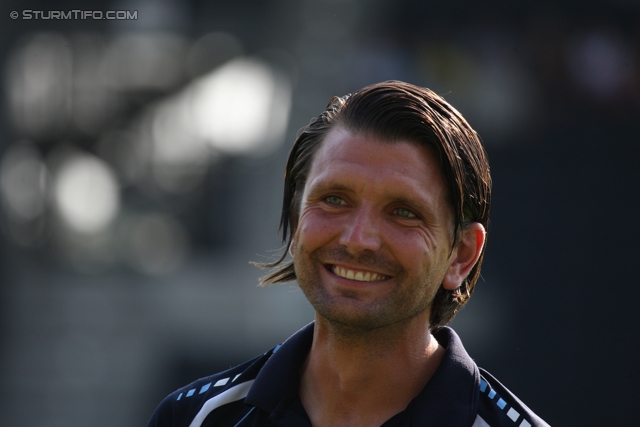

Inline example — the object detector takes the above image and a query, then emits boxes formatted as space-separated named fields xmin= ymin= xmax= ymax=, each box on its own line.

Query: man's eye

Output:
xmin=395 ymin=207 xmax=416 ymax=218
xmin=325 ymin=195 xmax=345 ymax=206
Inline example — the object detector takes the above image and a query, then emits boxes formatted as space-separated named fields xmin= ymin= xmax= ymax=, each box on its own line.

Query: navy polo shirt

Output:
xmin=147 ymin=323 xmax=549 ymax=427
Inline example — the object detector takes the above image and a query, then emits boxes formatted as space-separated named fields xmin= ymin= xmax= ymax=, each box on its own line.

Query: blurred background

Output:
xmin=0 ymin=0 xmax=638 ymax=425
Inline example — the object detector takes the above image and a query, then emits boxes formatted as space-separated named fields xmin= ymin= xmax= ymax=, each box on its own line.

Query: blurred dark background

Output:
xmin=1 ymin=0 xmax=638 ymax=426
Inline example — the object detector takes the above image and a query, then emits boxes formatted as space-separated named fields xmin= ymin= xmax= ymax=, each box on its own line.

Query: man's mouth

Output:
xmin=330 ymin=265 xmax=390 ymax=282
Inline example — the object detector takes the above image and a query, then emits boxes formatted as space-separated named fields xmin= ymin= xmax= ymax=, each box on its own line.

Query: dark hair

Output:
xmin=255 ymin=80 xmax=491 ymax=330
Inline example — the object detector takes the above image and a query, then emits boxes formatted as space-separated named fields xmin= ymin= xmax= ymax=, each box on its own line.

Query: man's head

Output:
xmin=259 ymin=81 xmax=491 ymax=330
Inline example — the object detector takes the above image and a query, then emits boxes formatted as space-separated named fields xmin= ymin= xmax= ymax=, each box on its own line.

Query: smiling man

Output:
xmin=147 ymin=81 xmax=550 ymax=427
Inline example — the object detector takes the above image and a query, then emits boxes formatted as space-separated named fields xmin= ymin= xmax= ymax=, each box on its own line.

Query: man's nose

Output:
xmin=338 ymin=205 xmax=382 ymax=254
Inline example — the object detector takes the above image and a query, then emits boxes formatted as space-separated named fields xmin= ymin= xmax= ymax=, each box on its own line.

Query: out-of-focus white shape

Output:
xmin=54 ymin=154 xmax=120 ymax=234
xmin=143 ymin=56 xmax=292 ymax=192
xmin=121 ymin=212 xmax=189 ymax=276
xmin=149 ymin=95 xmax=211 ymax=193
xmin=188 ymin=58 xmax=292 ymax=155
xmin=151 ymin=96 xmax=209 ymax=165
xmin=104 ymin=33 xmax=188 ymax=91
xmin=566 ymin=30 xmax=634 ymax=100
xmin=0 ymin=143 xmax=48 ymax=221
xmin=6 ymin=32 xmax=73 ymax=138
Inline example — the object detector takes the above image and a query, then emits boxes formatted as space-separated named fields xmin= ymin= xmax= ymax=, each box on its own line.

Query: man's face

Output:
xmin=291 ymin=127 xmax=460 ymax=331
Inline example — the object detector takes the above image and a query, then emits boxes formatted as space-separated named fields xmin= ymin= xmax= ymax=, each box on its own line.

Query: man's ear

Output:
xmin=289 ymin=239 xmax=295 ymax=257
xmin=442 ymin=223 xmax=486 ymax=291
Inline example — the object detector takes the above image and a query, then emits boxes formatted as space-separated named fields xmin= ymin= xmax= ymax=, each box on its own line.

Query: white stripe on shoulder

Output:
xmin=471 ymin=414 xmax=491 ymax=427
xmin=189 ymin=380 xmax=255 ymax=427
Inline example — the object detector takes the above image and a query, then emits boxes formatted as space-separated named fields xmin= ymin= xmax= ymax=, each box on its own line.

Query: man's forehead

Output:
xmin=308 ymin=128 xmax=447 ymax=198
xmin=311 ymin=126 xmax=443 ymax=180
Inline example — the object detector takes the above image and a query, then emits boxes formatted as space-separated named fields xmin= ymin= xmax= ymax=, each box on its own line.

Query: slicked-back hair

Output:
xmin=255 ymin=81 xmax=491 ymax=330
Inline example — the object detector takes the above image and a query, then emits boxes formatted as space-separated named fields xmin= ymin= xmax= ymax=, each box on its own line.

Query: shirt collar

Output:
xmin=405 ymin=326 xmax=481 ymax=426
xmin=246 ymin=323 xmax=480 ymax=426
xmin=245 ymin=322 xmax=314 ymax=414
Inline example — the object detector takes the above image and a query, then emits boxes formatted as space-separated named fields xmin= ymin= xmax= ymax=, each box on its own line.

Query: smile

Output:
xmin=330 ymin=265 xmax=390 ymax=282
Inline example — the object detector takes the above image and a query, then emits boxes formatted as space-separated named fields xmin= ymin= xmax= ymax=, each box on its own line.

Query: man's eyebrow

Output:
xmin=306 ymin=179 xmax=352 ymax=194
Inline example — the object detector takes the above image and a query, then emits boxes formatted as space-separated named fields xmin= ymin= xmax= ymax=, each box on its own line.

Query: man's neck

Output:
xmin=299 ymin=312 xmax=445 ymax=427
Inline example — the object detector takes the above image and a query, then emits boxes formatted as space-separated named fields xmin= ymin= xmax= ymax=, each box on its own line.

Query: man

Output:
xmin=147 ymin=81 xmax=550 ymax=426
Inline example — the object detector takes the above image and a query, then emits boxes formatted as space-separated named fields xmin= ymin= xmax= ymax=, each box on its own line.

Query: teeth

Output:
xmin=332 ymin=266 xmax=387 ymax=282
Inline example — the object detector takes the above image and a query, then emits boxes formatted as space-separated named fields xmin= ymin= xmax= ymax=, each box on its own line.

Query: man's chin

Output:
xmin=313 ymin=297 xmax=398 ymax=331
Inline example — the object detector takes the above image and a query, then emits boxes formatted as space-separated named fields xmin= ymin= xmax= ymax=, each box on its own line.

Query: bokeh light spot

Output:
xmin=54 ymin=154 xmax=120 ymax=234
